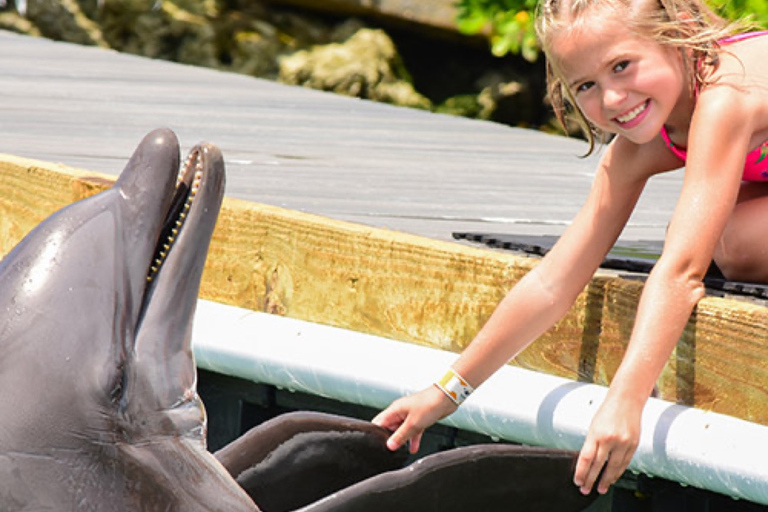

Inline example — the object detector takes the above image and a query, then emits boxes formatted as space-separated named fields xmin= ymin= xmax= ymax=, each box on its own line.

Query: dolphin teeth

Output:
xmin=148 ymin=147 xmax=205 ymax=283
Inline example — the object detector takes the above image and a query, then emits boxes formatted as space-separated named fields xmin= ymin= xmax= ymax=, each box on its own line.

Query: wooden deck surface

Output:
xmin=0 ymin=30 xmax=683 ymax=243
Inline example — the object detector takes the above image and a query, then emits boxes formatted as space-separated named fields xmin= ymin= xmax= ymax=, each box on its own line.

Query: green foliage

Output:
xmin=456 ymin=0 xmax=768 ymax=61
xmin=455 ymin=0 xmax=539 ymax=61
xmin=710 ymin=0 xmax=768 ymax=28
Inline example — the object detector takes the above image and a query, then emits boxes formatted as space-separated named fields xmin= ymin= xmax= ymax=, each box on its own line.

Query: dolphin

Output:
xmin=215 ymin=411 xmax=409 ymax=511
xmin=0 ymin=128 xmax=258 ymax=510
xmin=295 ymin=444 xmax=597 ymax=512
xmin=218 ymin=419 xmax=597 ymax=512
xmin=0 ymin=128 xmax=597 ymax=511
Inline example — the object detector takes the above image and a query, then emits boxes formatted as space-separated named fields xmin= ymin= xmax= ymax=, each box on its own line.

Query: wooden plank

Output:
xmin=3 ymin=154 xmax=768 ymax=428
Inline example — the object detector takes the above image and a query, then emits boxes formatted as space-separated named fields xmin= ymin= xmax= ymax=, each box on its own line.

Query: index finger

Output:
xmin=387 ymin=423 xmax=424 ymax=453
xmin=574 ymin=440 xmax=610 ymax=495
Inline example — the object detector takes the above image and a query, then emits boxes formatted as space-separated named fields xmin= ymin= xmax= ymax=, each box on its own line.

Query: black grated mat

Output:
xmin=453 ymin=232 xmax=768 ymax=300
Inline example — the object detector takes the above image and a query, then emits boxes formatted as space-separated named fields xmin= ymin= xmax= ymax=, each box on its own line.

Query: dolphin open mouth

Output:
xmin=147 ymin=148 xmax=205 ymax=283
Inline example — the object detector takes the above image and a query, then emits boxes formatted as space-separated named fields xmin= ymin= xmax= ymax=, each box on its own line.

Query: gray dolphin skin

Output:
xmin=215 ymin=411 xmax=410 ymax=512
xmin=297 ymin=444 xmax=597 ymax=512
xmin=0 ymin=128 xmax=597 ymax=511
xmin=0 ymin=128 xmax=258 ymax=511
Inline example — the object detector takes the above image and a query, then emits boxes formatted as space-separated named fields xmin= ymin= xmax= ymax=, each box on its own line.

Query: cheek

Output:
xmin=652 ymin=68 xmax=685 ymax=101
xmin=657 ymin=52 xmax=686 ymax=92
xmin=574 ymin=94 xmax=602 ymax=122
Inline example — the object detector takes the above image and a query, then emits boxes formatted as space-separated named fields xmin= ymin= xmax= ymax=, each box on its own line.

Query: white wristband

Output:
xmin=434 ymin=368 xmax=474 ymax=406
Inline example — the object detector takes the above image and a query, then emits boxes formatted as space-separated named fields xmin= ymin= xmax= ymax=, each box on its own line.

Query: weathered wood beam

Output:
xmin=2 ymin=153 xmax=768 ymax=427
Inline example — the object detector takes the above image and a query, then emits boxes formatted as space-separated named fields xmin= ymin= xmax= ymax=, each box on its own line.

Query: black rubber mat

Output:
xmin=453 ymin=232 xmax=768 ymax=300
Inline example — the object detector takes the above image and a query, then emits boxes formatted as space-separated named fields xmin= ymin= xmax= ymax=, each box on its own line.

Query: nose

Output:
xmin=602 ymin=86 xmax=627 ymax=109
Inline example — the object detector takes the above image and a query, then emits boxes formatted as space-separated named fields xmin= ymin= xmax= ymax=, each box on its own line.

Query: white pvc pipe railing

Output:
xmin=192 ymin=299 xmax=768 ymax=505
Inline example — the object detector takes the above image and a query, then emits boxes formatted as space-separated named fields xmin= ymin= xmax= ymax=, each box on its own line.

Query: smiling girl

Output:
xmin=374 ymin=0 xmax=768 ymax=496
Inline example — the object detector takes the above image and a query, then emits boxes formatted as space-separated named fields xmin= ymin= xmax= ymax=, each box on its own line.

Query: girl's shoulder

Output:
xmin=699 ymin=44 xmax=768 ymax=144
xmin=713 ymin=34 xmax=768 ymax=88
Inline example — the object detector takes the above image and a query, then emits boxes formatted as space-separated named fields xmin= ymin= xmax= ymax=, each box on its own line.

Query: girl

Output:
xmin=373 ymin=0 xmax=768 ymax=496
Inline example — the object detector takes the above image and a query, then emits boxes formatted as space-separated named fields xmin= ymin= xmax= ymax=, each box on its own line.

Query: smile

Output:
xmin=615 ymin=100 xmax=649 ymax=124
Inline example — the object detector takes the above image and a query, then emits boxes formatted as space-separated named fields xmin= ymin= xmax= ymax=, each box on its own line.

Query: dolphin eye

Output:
xmin=147 ymin=149 xmax=203 ymax=283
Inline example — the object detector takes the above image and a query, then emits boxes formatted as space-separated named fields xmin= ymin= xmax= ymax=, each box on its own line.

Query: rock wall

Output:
xmin=0 ymin=0 xmax=548 ymax=127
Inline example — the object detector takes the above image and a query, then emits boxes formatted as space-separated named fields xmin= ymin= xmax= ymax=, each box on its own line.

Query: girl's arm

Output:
xmin=374 ymin=138 xmax=655 ymax=452
xmin=451 ymin=143 xmax=651 ymax=389
xmin=575 ymin=87 xmax=755 ymax=495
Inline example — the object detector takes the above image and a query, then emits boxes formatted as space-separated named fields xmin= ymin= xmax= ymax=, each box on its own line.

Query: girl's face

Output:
xmin=550 ymin=10 xmax=689 ymax=144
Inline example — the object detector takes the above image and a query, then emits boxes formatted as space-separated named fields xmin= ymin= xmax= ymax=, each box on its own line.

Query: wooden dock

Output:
xmin=2 ymin=30 xmax=768 ymax=429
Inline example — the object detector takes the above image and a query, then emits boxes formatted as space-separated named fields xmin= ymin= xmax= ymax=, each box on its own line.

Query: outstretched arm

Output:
xmin=374 ymin=140 xmax=649 ymax=453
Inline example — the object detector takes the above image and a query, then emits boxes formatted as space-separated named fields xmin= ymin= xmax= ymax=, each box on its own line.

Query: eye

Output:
xmin=614 ymin=60 xmax=630 ymax=73
xmin=576 ymin=81 xmax=595 ymax=93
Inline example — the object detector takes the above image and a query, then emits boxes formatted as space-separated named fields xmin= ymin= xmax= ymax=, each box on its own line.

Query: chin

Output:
xmin=614 ymin=124 xmax=659 ymax=145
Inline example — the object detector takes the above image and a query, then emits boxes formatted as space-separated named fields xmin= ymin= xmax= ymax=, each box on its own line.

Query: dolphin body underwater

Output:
xmin=0 ymin=128 xmax=597 ymax=511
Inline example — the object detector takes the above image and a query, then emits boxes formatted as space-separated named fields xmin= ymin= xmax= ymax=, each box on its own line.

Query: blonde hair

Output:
xmin=535 ymin=0 xmax=745 ymax=154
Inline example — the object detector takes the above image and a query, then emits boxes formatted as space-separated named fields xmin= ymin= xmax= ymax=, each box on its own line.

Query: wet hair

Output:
xmin=535 ymin=0 xmax=746 ymax=154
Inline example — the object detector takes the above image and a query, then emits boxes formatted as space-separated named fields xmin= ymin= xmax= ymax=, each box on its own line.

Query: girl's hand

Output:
xmin=372 ymin=385 xmax=458 ymax=454
xmin=573 ymin=394 xmax=642 ymax=495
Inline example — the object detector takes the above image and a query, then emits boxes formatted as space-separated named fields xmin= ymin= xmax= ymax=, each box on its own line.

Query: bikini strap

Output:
xmin=660 ymin=126 xmax=687 ymax=161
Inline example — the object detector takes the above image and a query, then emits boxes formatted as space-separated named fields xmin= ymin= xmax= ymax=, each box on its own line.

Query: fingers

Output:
xmin=371 ymin=408 xmax=399 ymax=431
xmin=597 ymin=447 xmax=634 ymax=494
xmin=373 ymin=386 xmax=459 ymax=454
xmin=380 ymin=414 xmax=425 ymax=453
xmin=372 ymin=400 xmax=424 ymax=453
xmin=386 ymin=425 xmax=423 ymax=454
xmin=574 ymin=439 xmax=605 ymax=495
xmin=574 ymin=438 xmax=637 ymax=495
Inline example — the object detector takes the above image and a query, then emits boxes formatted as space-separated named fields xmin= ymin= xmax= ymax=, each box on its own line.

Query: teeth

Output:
xmin=148 ymin=149 xmax=205 ymax=282
xmin=617 ymin=102 xmax=647 ymax=124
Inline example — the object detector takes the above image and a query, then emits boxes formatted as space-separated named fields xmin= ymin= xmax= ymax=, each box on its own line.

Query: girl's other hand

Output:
xmin=372 ymin=385 xmax=458 ymax=454
xmin=573 ymin=394 xmax=642 ymax=495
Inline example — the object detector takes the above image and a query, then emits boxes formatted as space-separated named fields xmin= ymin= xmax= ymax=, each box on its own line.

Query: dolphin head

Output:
xmin=0 ymin=129 xmax=257 ymax=510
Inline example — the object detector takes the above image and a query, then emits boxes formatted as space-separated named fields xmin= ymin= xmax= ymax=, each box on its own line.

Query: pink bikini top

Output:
xmin=660 ymin=31 xmax=768 ymax=181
